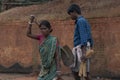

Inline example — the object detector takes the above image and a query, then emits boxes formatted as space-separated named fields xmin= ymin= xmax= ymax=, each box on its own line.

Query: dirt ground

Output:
xmin=0 ymin=73 xmax=114 ymax=80
xmin=0 ymin=73 xmax=74 ymax=80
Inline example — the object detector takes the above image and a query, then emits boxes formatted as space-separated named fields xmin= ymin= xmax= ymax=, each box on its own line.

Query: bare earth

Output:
xmin=0 ymin=73 xmax=113 ymax=80
xmin=0 ymin=73 xmax=74 ymax=80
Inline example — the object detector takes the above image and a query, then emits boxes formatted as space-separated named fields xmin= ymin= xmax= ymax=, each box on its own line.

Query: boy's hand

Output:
xmin=81 ymin=46 xmax=87 ymax=62
xmin=81 ymin=56 xmax=87 ymax=62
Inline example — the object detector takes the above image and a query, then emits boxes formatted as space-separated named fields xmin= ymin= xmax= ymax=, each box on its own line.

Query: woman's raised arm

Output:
xmin=26 ymin=15 xmax=39 ymax=40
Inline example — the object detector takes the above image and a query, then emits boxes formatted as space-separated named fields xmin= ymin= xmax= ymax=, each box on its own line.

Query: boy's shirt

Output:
xmin=74 ymin=16 xmax=93 ymax=47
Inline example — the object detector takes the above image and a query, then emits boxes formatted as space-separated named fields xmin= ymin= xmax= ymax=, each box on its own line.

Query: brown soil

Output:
xmin=0 ymin=0 xmax=120 ymax=23
xmin=0 ymin=73 xmax=113 ymax=80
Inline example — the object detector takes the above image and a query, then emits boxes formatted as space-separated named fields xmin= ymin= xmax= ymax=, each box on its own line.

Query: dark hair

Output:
xmin=39 ymin=20 xmax=51 ymax=29
xmin=67 ymin=4 xmax=81 ymax=15
xmin=39 ymin=20 xmax=53 ymax=32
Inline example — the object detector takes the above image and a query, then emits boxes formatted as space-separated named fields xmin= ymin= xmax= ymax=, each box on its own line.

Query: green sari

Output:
xmin=38 ymin=35 xmax=58 ymax=80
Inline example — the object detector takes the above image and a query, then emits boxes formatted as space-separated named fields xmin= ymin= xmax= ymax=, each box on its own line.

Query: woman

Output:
xmin=26 ymin=15 xmax=61 ymax=80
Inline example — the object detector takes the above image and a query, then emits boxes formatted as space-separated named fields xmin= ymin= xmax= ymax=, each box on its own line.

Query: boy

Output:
xmin=67 ymin=4 xmax=93 ymax=80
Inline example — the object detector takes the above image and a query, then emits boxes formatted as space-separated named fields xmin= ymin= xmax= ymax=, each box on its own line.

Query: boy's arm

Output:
xmin=77 ymin=20 xmax=87 ymax=61
xmin=77 ymin=20 xmax=88 ymax=46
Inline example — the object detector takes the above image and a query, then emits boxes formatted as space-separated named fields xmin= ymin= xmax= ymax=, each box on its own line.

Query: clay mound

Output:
xmin=0 ymin=0 xmax=120 ymax=23
xmin=0 ymin=0 xmax=69 ymax=22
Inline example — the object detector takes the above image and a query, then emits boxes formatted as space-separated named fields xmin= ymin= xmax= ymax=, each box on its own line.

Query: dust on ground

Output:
xmin=0 ymin=73 xmax=115 ymax=80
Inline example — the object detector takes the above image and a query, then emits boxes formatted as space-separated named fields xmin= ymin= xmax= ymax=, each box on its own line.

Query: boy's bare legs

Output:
xmin=84 ymin=72 xmax=91 ymax=80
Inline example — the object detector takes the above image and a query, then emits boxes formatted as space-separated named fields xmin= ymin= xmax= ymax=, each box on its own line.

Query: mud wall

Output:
xmin=0 ymin=17 xmax=120 ymax=77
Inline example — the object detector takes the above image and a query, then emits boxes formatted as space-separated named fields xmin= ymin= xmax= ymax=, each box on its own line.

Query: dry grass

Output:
xmin=0 ymin=0 xmax=69 ymax=22
xmin=0 ymin=0 xmax=120 ymax=23
xmin=85 ymin=6 xmax=120 ymax=18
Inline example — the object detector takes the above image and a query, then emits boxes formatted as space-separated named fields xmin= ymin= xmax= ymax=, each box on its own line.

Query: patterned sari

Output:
xmin=38 ymin=35 xmax=58 ymax=80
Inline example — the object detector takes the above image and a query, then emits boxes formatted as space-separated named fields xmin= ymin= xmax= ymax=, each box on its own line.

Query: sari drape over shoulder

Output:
xmin=38 ymin=35 xmax=58 ymax=80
